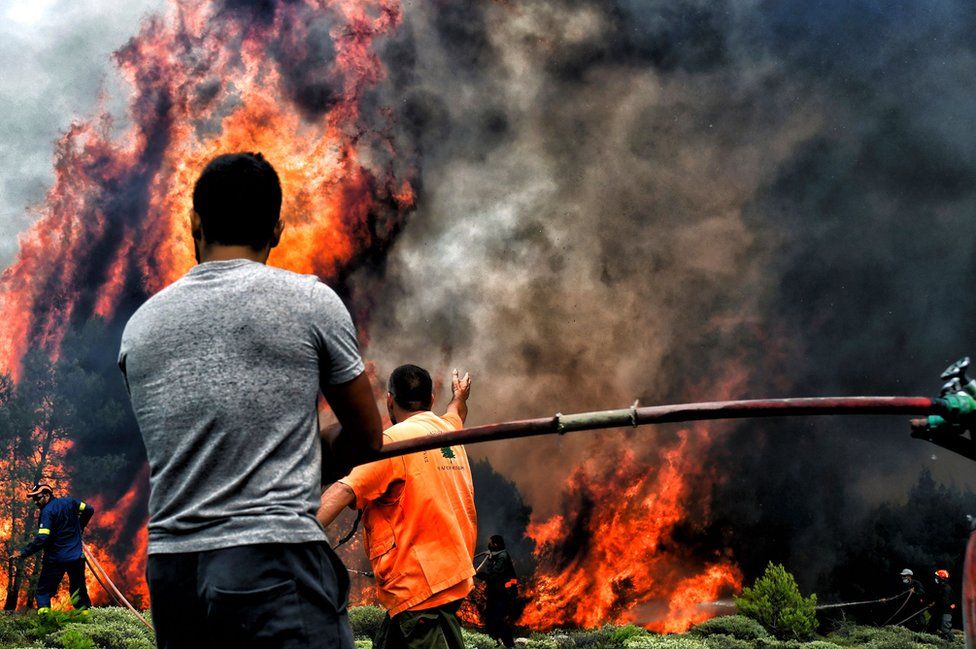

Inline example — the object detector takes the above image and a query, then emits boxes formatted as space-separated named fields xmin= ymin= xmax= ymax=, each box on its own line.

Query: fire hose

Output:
xmin=81 ymin=544 xmax=153 ymax=632
xmin=363 ymin=357 xmax=976 ymax=461
xmin=368 ymin=396 xmax=940 ymax=461
xmin=817 ymin=588 xmax=913 ymax=611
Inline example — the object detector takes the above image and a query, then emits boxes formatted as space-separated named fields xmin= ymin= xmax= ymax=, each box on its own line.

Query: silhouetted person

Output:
xmin=476 ymin=535 xmax=518 ymax=648
xmin=898 ymin=568 xmax=927 ymax=630
xmin=119 ymin=152 xmax=383 ymax=649
xmin=931 ymin=569 xmax=955 ymax=639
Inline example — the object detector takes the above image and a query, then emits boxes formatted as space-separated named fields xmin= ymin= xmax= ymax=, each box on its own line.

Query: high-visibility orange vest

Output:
xmin=340 ymin=411 xmax=477 ymax=615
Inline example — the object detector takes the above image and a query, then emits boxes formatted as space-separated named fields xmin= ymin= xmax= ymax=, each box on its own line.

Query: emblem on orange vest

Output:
xmin=441 ymin=447 xmax=456 ymax=460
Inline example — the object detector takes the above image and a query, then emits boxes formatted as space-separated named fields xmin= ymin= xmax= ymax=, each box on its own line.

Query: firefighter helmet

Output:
xmin=26 ymin=483 xmax=53 ymax=498
xmin=900 ymin=569 xmax=914 ymax=577
xmin=935 ymin=569 xmax=950 ymax=580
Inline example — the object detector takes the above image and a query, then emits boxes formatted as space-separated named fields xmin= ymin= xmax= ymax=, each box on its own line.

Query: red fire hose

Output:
xmin=82 ymin=544 xmax=153 ymax=632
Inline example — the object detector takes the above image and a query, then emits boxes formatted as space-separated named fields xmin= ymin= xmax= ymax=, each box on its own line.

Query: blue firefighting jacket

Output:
xmin=21 ymin=497 xmax=94 ymax=563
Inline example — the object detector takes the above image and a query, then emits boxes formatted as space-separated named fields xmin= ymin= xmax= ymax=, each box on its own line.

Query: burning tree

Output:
xmin=0 ymin=350 xmax=69 ymax=609
xmin=0 ymin=323 xmax=137 ymax=610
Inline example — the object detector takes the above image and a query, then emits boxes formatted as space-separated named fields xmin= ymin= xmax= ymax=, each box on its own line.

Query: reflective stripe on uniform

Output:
xmin=79 ymin=502 xmax=86 ymax=511
xmin=38 ymin=529 xmax=50 ymax=535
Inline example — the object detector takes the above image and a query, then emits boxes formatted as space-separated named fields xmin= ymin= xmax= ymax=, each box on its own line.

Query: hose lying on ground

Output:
xmin=81 ymin=543 xmax=153 ymax=632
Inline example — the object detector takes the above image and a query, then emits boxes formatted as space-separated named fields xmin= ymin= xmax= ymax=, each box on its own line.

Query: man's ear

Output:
xmin=190 ymin=211 xmax=203 ymax=241
xmin=386 ymin=393 xmax=395 ymax=411
xmin=269 ymin=218 xmax=284 ymax=249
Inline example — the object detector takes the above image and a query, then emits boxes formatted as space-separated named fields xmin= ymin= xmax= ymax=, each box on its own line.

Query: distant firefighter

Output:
xmin=476 ymin=535 xmax=518 ymax=648
xmin=930 ymin=569 xmax=955 ymax=639
xmin=898 ymin=568 xmax=928 ymax=630
xmin=16 ymin=483 xmax=94 ymax=613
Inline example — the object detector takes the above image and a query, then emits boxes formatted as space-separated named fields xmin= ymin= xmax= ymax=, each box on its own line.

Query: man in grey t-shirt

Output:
xmin=119 ymin=152 xmax=383 ymax=649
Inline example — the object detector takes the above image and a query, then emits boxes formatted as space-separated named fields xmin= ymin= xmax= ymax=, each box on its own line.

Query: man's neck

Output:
xmin=392 ymin=408 xmax=428 ymax=424
xmin=197 ymin=244 xmax=269 ymax=264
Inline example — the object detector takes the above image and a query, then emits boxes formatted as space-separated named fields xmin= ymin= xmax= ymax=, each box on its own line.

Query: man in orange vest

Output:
xmin=318 ymin=365 xmax=475 ymax=649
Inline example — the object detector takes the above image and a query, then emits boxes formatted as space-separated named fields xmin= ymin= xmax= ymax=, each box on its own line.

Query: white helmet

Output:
xmin=900 ymin=569 xmax=914 ymax=577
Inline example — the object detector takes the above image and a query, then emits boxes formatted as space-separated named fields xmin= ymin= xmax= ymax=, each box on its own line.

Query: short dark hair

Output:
xmin=489 ymin=534 xmax=506 ymax=549
xmin=388 ymin=364 xmax=433 ymax=411
xmin=192 ymin=152 xmax=282 ymax=250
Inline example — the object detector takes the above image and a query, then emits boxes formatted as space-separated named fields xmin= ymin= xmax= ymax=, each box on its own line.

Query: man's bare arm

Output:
xmin=321 ymin=372 xmax=383 ymax=474
xmin=318 ymin=482 xmax=356 ymax=528
xmin=444 ymin=368 xmax=472 ymax=425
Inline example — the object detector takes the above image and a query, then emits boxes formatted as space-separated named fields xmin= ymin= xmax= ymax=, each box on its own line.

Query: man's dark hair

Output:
xmin=388 ymin=364 xmax=433 ymax=411
xmin=192 ymin=152 xmax=282 ymax=250
xmin=489 ymin=534 xmax=506 ymax=549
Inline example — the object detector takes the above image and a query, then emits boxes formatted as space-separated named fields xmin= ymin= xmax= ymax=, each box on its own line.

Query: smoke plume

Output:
xmin=354 ymin=0 xmax=976 ymax=608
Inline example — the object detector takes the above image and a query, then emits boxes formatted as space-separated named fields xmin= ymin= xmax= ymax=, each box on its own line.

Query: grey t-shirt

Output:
xmin=118 ymin=259 xmax=364 ymax=554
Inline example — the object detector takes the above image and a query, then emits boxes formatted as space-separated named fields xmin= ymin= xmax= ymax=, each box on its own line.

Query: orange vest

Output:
xmin=339 ymin=412 xmax=477 ymax=615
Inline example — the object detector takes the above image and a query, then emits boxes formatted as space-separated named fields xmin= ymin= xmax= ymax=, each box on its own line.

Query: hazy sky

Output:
xmin=0 ymin=0 xmax=163 ymax=266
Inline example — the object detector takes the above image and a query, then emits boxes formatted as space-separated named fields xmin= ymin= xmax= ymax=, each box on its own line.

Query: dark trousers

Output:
xmin=484 ymin=601 xmax=515 ymax=648
xmin=147 ymin=542 xmax=353 ymax=649
xmin=36 ymin=557 xmax=90 ymax=610
xmin=374 ymin=600 xmax=465 ymax=649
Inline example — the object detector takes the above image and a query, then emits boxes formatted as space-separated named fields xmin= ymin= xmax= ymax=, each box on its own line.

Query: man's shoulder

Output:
xmin=45 ymin=498 xmax=71 ymax=514
xmin=123 ymin=275 xmax=192 ymax=330
xmin=251 ymin=263 xmax=319 ymax=289
xmin=246 ymin=265 xmax=349 ymax=315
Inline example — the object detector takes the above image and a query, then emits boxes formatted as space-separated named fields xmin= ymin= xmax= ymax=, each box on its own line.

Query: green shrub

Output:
xmin=0 ymin=611 xmax=39 ymax=644
xmin=825 ymin=624 xmax=946 ymax=649
xmin=56 ymin=628 xmax=95 ymax=649
xmin=30 ymin=608 xmax=90 ymax=637
xmin=623 ymin=635 xmax=707 ymax=649
xmin=560 ymin=624 xmax=626 ymax=648
xmin=348 ymin=606 xmax=385 ymax=640
xmin=799 ymin=642 xmax=841 ymax=649
xmin=735 ymin=563 xmax=817 ymax=640
xmin=48 ymin=607 xmax=154 ymax=649
xmin=691 ymin=615 xmax=770 ymax=641
xmin=354 ymin=640 xmax=373 ymax=649
xmin=612 ymin=625 xmax=649 ymax=643
xmin=461 ymin=628 xmax=496 ymax=649
xmin=702 ymin=633 xmax=752 ymax=649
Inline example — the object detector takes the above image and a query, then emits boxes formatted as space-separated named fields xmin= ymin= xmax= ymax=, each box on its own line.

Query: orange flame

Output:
xmin=518 ymin=429 xmax=742 ymax=632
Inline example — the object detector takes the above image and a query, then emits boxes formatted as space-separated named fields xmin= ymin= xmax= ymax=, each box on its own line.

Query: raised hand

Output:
xmin=451 ymin=369 xmax=471 ymax=402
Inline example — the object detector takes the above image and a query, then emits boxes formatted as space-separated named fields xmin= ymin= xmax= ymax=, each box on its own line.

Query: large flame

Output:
xmin=517 ymin=429 xmax=742 ymax=632
xmin=0 ymin=0 xmax=413 ymax=607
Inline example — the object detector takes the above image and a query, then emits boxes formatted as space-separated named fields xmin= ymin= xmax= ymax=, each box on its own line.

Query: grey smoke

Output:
xmin=0 ymin=0 xmax=163 ymax=267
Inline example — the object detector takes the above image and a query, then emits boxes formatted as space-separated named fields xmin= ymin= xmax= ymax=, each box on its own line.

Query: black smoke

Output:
xmin=353 ymin=0 xmax=976 ymax=603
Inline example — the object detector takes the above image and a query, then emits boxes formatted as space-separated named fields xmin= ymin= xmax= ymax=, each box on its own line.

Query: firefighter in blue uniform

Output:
xmin=16 ymin=483 xmax=94 ymax=612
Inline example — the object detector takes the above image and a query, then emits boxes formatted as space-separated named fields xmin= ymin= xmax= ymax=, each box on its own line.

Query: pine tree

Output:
xmin=735 ymin=562 xmax=818 ymax=639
